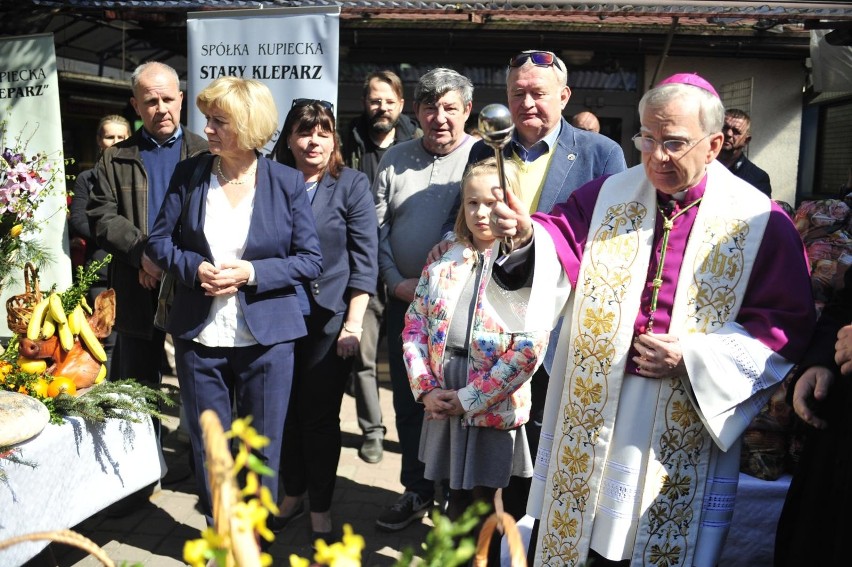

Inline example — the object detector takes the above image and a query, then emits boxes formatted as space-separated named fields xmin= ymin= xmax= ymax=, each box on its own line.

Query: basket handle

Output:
xmin=0 ymin=529 xmax=115 ymax=567
xmin=23 ymin=262 xmax=39 ymax=296
xmin=473 ymin=489 xmax=527 ymax=567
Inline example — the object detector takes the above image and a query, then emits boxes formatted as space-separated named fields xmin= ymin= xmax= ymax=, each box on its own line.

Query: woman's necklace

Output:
xmin=217 ymin=157 xmax=257 ymax=185
xmin=646 ymin=197 xmax=703 ymax=332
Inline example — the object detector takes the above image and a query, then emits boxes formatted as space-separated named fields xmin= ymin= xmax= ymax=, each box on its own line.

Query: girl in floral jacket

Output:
xmin=401 ymin=157 xmax=550 ymax=521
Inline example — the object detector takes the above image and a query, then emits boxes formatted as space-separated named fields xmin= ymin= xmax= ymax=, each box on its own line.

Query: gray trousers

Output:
xmin=352 ymin=292 xmax=386 ymax=441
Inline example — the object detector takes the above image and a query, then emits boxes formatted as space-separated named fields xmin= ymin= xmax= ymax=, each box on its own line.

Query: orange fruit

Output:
xmin=47 ymin=376 xmax=77 ymax=398
xmin=31 ymin=377 xmax=50 ymax=398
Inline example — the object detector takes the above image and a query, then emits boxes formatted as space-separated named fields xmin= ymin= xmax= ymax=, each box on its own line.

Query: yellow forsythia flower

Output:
xmin=313 ymin=524 xmax=363 ymax=567
xmin=183 ymin=538 xmax=210 ymax=567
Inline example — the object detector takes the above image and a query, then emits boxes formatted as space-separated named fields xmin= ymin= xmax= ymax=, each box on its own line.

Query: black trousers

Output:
xmin=281 ymin=311 xmax=352 ymax=512
xmin=115 ymin=328 xmax=165 ymax=437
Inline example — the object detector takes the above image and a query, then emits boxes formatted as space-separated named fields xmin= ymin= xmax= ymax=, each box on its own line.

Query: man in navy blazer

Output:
xmin=452 ymin=51 xmax=626 ymax=225
xmin=441 ymin=50 xmax=626 ymax=528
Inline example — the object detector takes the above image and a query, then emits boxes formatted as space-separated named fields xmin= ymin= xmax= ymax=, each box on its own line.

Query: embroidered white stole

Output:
xmin=529 ymin=161 xmax=771 ymax=567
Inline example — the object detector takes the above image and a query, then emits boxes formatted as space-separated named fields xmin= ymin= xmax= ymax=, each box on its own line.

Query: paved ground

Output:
xmin=24 ymin=348 xmax=436 ymax=567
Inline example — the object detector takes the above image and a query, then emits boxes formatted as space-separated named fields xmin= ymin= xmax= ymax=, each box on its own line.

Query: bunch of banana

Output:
xmin=26 ymin=292 xmax=108 ymax=364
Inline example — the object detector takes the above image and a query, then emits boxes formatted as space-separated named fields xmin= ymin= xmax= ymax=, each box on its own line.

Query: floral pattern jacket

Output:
xmin=402 ymin=243 xmax=550 ymax=429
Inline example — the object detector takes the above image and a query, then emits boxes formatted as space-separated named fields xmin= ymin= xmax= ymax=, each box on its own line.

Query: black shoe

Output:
xmin=358 ymin=438 xmax=384 ymax=464
xmin=161 ymin=463 xmax=192 ymax=486
xmin=375 ymin=491 xmax=431 ymax=532
xmin=268 ymin=500 xmax=306 ymax=532
xmin=310 ymin=526 xmax=340 ymax=551
xmin=311 ymin=529 xmax=334 ymax=547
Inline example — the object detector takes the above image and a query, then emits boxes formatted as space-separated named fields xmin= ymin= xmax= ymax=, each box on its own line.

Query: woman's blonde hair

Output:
xmin=196 ymin=77 xmax=278 ymax=151
xmin=454 ymin=156 xmax=520 ymax=247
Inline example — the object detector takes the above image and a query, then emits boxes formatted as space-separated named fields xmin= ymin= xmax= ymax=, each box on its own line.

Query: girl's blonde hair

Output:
xmin=454 ymin=156 xmax=520 ymax=247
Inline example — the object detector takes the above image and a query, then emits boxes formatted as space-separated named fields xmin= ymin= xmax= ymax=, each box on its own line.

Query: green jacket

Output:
xmin=87 ymin=128 xmax=208 ymax=338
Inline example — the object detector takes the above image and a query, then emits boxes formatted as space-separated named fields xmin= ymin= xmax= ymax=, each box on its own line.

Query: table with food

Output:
xmin=0 ymin=263 xmax=167 ymax=564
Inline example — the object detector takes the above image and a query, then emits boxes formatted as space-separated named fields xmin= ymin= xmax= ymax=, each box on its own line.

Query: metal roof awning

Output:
xmin=3 ymin=0 xmax=851 ymax=79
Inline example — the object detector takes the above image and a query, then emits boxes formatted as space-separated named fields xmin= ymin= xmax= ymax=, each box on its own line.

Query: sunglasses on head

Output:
xmin=508 ymin=51 xmax=565 ymax=73
xmin=291 ymin=98 xmax=335 ymax=113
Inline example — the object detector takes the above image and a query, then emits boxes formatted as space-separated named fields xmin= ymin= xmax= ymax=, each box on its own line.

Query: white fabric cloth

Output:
xmin=0 ymin=416 xmax=163 ymax=564
xmin=195 ymin=174 xmax=258 ymax=347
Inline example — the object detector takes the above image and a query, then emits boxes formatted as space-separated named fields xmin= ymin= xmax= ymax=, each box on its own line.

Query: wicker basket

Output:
xmin=5 ymin=263 xmax=43 ymax=335
xmin=0 ymin=529 xmax=115 ymax=566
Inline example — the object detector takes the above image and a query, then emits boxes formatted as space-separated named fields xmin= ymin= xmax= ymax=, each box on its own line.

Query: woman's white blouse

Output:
xmin=194 ymin=174 xmax=258 ymax=347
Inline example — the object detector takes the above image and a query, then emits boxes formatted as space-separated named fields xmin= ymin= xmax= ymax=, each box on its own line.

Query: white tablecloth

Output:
xmin=0 ymin=415 xmax=164 ymax=565
xmin=719 ymin=473 xmax=792 ymax=567
xmin=504 ymin=472 xmax=792 ymax=566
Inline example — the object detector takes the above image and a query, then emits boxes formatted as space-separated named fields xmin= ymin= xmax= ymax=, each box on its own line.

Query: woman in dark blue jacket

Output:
xmin=146 ymin=77 xmax=322 ymax=520
xmin=269 ymin=100 xmax=378 ymax=542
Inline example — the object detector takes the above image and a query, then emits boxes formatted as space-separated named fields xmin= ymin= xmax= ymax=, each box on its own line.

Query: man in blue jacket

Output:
xmin=439 ymin=49 xmax=627 ymax=526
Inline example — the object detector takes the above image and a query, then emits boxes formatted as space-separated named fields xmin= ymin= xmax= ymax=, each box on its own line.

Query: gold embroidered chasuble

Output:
xmin=529 ymin=162 xmax=774 ymax=567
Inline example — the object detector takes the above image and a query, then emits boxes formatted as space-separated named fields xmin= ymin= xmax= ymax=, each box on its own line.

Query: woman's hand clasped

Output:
xmin=197 ymin=260 xmax=252 ymax=296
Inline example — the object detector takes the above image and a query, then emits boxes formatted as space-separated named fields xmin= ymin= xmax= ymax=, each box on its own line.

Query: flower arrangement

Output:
xmin=0 ymin=117 xmax=60 ymax=288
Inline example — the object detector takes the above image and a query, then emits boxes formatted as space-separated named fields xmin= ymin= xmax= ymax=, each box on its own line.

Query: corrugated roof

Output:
xmin=6 ymin=0 xmax=852 ymax=79
xmin=25 ymin=1 xmax=852 ymax=19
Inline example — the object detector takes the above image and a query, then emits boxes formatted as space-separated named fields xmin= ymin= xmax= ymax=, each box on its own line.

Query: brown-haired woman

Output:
xmin=270 ymin=100 xmax=378 ymax=543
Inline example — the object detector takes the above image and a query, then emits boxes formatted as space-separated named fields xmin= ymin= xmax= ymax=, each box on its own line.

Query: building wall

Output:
xmin=645 ymin=56 xmax=804 ymax=205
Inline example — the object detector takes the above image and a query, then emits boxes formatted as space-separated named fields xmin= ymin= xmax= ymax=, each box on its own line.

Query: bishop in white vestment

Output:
xmin=488 ymin=73 xmax=816 ymax=567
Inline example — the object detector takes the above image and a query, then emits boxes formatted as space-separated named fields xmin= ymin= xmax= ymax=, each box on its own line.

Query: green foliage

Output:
xmin=50 ymin=379 xmax=176 ymax=425
xmin=0 ymin=446 xmax=37 ymax=484
xmin=59 ymin=254 xmax=112 ymax=313
xmin=395 ymin=500 xmax=491 ymax=567
xmin=0 ymin=237 xmax=52 ymax=290
xmin=1 ymin=334 xmax=20 ymax=363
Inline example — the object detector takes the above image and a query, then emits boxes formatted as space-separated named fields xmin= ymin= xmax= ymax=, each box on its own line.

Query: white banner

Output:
xmin=0 ymin=33 xmax=70 ymax=337
xmin=187 ymin=6 xmax=340 ymax=154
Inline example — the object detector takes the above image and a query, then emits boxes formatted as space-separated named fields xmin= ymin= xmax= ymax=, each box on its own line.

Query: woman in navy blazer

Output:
xmin=146 ymin=78 xmax=322 ymax=523
xmin=269 ymin=100 xmax=378 ymax=541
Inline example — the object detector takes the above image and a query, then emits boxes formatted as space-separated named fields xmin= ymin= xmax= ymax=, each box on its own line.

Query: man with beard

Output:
xmin=344 ymin=70 xmax=422 ymax=184
xmin=717 ymin=108 xmax=772 ymax=197
xmin=343 ymin=70 xmax=422 ymax=465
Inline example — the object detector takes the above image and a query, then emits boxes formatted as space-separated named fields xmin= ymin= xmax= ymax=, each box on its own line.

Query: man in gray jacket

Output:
xmin=88 ymin=61 xmax=207 ymax=401
xmin=374 ymin=67 xmax=476 ymax=531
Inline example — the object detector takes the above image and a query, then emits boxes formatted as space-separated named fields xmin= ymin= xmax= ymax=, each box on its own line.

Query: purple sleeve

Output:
xmin=737 ymin=202 xmax=816 ymax=360
xmin=530 ymin=176 xmax=609 ymax=287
